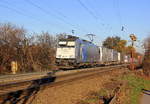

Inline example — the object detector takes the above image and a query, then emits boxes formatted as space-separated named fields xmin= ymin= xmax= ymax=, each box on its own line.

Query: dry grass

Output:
xmin=30 ymin=69 xmax=126 ymax=104
xmin=75 ymin=70 xmax=127 ymax=104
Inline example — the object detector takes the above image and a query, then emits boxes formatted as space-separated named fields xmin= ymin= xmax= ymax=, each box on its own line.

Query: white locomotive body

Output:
xmin=56 ymin=36 xmax=100 ymax=68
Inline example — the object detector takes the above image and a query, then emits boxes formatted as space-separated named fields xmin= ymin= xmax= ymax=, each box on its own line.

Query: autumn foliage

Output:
xmin=103 ymin=36 xmax=134 ymax=54
xmin=0 ymin=23 xmax=58 ymax=74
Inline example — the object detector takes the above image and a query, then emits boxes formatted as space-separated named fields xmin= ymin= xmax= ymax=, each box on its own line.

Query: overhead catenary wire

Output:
xmin=77 ymin=0 xmax=113 ymax=36
xmin=0 ymin=0 xmax=90 ymax=38
xmin=113 ymin=0 xmax=130 ymax=38
xmin=25 ymin=0 xmax=88 ymax=34
xmin=0 ymin=4 xmax=41 ymax=33
xmin=0 ymin=0 xmax=67 ymax=31
xmin=24 ymin=0 xmax=74 ymax=27
xmin=77 ymin=0 xmax=98 ymax=20
xmin=86 ymin=0 xmax=121 ymax=39
xmin=87 ymin=0 xmax=115 ymax=37
xmin=77 ymin=0 xmax=107 ymax=27
xmin=43 ymin=1 xmax=89 ymax=33
xmin=77 ymin=0 xmax=105 ymax=32
xmin=87 ymin=0 xmax=104 ymax=21
xmin=112 ymin=0 xmax=130 ymax=40
xmin=85 ymin=0 xmax=108 ymax=34
xmin=113 ymin=0 xmax=122 ymax=29
xmin=85 ymin=0 xmax=109 ymax=27
xmin=0 ymin=4 xmax=38 ymax=22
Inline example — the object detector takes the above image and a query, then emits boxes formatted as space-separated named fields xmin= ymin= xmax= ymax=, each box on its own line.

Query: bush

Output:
xmin=0 ymin=23 xmax=57 ymax=74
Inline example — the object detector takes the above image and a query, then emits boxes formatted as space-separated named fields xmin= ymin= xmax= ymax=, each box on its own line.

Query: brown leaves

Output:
xmin=103 ymin=36 xmax=127 ymax=53
xmin=0 ymin=23 xmax=56 ymax=74
xmin=102 ymin=36 xmax=137 ymax=56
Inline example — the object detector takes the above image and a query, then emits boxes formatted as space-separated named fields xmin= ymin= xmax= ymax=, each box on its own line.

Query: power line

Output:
xmin=77 ymin=0 xmax=111 ymax=35
xmin=77 ymin=0 xmax=110 ymax=28
xmin=25 ymin=0 xmax=71 ymax=25
xmin=113 ymin=0 xmax=123 ymax=30
xmin=113 ymin=0 xmax=129 ymax=40
xmin=91 ymin=0 xmax=114 ymax=35
xmin=54 ymin=11 xmax=89 ymax=33
xmin=82 ymin=0 xmax=113 ymax=38
xmin=77 ymin=0 xmax=104 ymax=34
xmin=77 ymin=0 xmax=98 ymax=20
xmin=25 ymin=0 xmax=87 ymax=34
xmin=0 ymin=1 xmax=66 ymax=31
xmin=86 ymin=0 xmax=105 ymax=22
xmin=85 ymin=0 xmax=110 ymax=33
xmin=0 ymin=4 xmax=39 ymax=30
xmin=84 ymin=0 xmax=121 ymax=38
xmin=0 ymin=4 xmax=37 ymax=22
xmin=43 ymin=2 xmax=89 ymax=33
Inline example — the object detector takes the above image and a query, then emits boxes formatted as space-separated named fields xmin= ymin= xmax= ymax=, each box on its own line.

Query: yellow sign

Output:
xmin=11 ymin=61 xmax=18 ymax=74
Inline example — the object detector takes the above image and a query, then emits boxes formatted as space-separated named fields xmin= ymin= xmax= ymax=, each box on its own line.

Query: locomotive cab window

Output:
xmin=58 ymin=41 xmax=67 ymax=46
xmin=67 ymin=41 xmax=75 ymax=46
xmin=58 ymin=41 xmax=75 ymax=47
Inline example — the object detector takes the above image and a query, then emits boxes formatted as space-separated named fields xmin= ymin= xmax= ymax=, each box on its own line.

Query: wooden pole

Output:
xmin=129 ymin=34 xmax=137 ymax=70
xmin=130 ymin=40 xmax=135 ymax=70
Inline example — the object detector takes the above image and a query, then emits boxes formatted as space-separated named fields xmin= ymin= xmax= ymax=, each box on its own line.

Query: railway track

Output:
xmin=0 ymin=64 xmax=126 ymax=85
xmin=0 ymin=71 xmax=54 ymax=85
xmin=0 ymin=64 xmax=128 ymax=104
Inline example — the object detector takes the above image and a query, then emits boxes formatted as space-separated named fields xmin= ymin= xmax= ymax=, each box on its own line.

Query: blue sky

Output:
xmin=0 ymin=0 xmax=149 ymax=52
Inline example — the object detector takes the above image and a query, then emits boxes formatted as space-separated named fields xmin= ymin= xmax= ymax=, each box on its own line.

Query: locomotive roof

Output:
xmin=59 ymin=35 xmax=92 ymax=43
xmin=59 ymin=35 xmax=79 ymax=41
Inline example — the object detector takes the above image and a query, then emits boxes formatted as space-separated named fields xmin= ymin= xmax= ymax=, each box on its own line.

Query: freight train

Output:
xmin=55 ymin=35 xmax=129 ymax=68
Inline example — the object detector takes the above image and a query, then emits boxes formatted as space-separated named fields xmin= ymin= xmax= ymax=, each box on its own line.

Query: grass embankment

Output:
xmin=77 ymin=72 xmax=150 ymax=104
xmin=121 ymin=74 xmax=150 ymax=104
xmin=76 ymin=77 xmax=122 ymax=104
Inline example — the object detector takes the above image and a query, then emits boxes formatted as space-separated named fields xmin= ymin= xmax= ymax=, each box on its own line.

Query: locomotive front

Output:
xmin=55 ymin=37 xmax=77 ymax=68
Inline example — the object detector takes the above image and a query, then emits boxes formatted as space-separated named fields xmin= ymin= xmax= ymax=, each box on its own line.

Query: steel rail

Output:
xmin=0 ymin=64 xmax=127 ymax=85
xmin=0 ymin=64 xmax=128 ymax=96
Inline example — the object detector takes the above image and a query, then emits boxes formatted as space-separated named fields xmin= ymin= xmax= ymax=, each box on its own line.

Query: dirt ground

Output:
xmin=30 ymin=69 xmax=127 ymax=104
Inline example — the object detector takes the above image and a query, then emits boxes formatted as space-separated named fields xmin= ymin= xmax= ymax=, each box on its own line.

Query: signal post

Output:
xmin=129 ymin=34 xmax=137 ymax=70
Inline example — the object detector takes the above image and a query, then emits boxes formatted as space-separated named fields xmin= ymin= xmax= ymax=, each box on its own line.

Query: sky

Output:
xmin=0 ymin=0 xmax=150 ymax=53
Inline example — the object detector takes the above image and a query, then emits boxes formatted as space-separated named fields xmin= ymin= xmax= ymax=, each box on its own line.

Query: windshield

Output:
xmin=58 ymin=41 xmax=75 ymax=47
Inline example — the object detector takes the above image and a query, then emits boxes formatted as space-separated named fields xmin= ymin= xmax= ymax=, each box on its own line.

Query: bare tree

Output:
xmin=25 ymin=32 xmax=56 ymax=72
xmin=0 ymin=23 xmax=26 ymax=73
xmin=0 ymin=23 xmax=57 ymax=74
